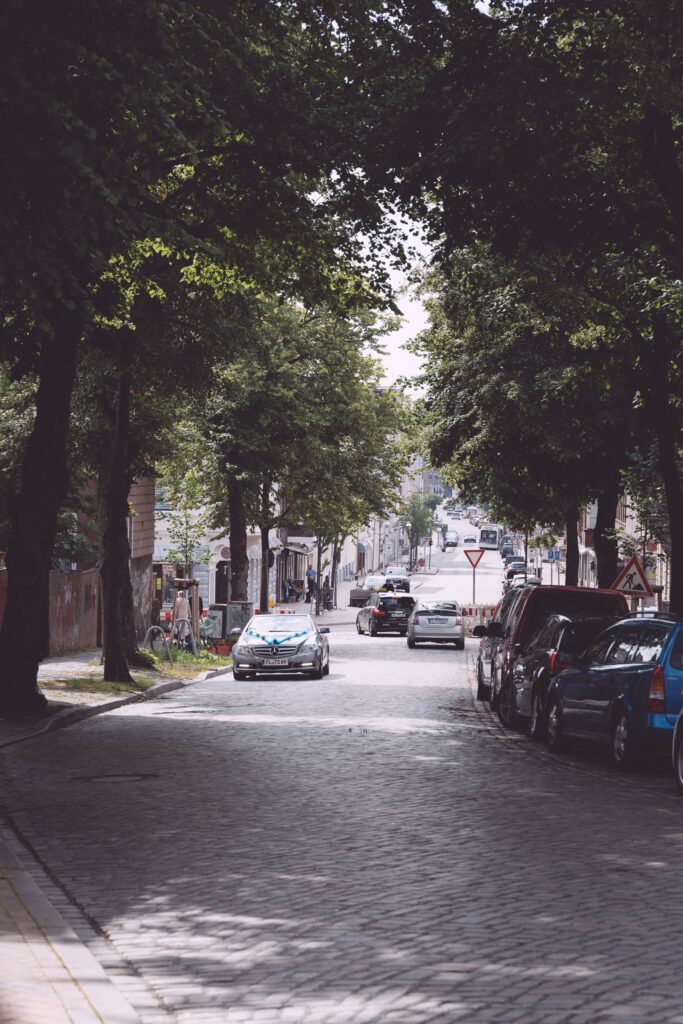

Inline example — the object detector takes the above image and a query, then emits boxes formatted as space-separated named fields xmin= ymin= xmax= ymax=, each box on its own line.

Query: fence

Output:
xmin=461 ymin=605 xmax=498 ymax=636
xmin=0 ymin=567 xmax=100 ymax=655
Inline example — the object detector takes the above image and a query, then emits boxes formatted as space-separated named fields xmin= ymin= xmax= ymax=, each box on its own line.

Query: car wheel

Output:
xmin=497 ymin=680 xmax=518 ymax=729
xmin=407 ymin=637 xmax=416 ymax=649
xmin=529 ymin=689 xmax=546 ymax=741
xmin=674 ymin=728 xmax=683 ymax=793
xmin=310 ymin=663 xmax=324 ymax=680
xmin=233 ymin=669 xmax=247 ymax=681
xmin=399 ymin=629 xmax=407 ymax=637
xmin=455 ymin=639 xmax=465 ymax=650
xmin=546 ymin=698 xmax=566 ymax=752
xmin=475 ymin=660 xmax=490 ymax=702
xmin=356 ymin=620 xmax=363 ymax=634
xmin=489 ymin=670 xmax=499 ymax=711
xmin=322 ymin=659 xmax=330 ymax=676
xmin=370 ymin=625 xmax=378 ymax=637
xmin=610 ymin=709 xmax=638 ymax=770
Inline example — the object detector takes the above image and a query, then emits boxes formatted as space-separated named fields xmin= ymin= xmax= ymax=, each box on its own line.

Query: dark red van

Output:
xmin=473 ymin=585 xmax=630 ymax=726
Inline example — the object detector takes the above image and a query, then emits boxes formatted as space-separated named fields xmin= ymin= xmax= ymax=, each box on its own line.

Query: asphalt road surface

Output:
xmin=2 ymin=566 xmax=682 ymax=1023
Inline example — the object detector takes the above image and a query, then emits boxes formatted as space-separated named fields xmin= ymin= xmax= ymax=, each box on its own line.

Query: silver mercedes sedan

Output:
xmin=231 ymin=614 xmax=330 ymax=680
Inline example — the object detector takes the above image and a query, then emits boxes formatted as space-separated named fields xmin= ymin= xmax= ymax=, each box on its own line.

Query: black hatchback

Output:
xmin=511 ymin=615 xmax=620 ymax=739
xmin=356 ymin=593 xmax=416 ymax=636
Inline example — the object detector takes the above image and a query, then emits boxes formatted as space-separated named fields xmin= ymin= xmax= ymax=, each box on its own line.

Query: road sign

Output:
xmin=464 ymin=548 xmax=485 ymax=569
xmin=610 ymin=556 xmax=654 ymax=598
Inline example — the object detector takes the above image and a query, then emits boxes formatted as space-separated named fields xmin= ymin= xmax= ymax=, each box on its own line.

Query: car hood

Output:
xmin=241 ymin=625 xmax=314 ymax=647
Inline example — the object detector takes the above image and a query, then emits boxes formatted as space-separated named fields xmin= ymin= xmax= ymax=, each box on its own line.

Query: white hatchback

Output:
xmin=407 ymin=599 xmax=465 ymax=649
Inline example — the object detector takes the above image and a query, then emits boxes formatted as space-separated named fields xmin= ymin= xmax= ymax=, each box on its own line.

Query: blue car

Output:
xmin=545 ymin=615 xmax=683 ymax=769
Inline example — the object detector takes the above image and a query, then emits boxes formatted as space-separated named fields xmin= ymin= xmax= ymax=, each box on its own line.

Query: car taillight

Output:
xmin=648 ymin=665 xmax=666 ymax=713
xmin=455 ymin=616 xmax=463 ymax=625
xmin=372 ymin=608 xmax=387 ymax=618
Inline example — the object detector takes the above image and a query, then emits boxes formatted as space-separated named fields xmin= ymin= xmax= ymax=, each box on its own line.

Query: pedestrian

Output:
xmin=306 ymin=565 xmax=316 ymax=603
xmin=173 ymin=589 xmax=191 ymax=644
xmin=322 ymin=574 xmax=331 ymax=609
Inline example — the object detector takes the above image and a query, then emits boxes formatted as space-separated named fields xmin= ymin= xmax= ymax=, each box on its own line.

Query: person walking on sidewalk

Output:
xmin=306 ymin=565 xmax=317 ymax=603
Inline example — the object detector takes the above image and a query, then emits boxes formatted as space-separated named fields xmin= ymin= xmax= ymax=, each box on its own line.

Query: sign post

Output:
xmin=464 ymin=548 xmax=485 ymax=605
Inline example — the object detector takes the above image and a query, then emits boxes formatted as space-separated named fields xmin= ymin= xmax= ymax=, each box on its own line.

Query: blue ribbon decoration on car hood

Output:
xmin=244 ymin=628 xmax=311 ymax=646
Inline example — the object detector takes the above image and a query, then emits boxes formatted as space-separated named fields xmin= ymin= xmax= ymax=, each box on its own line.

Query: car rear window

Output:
xmin=632 ymin=625 xmax=672 ymax=663
xmin=379 ymin=597 xmax=415 ymax=609
xmin=605 ymin=628 xmax=642 ymax=664
xmin=422 ymin=601 xmax=460 ymax=613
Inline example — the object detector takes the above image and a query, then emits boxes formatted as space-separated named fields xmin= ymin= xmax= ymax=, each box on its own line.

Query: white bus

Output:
xmin=479 ymin=524 xmax=502 ymax=549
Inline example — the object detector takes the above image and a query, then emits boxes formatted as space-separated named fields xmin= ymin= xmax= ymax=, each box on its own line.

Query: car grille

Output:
xmin=252 ymin=645 xmax=299 ymax=657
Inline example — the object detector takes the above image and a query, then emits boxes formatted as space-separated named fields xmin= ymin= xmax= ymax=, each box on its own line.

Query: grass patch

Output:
xmin=41 ymin=676 xmax=155 ymax=696
xmin=146 ymin=649 xmax=232 ymax=681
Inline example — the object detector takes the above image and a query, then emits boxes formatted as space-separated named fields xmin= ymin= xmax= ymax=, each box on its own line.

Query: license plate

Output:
xmin=427 ymin=617 xmax=449 ymax=624
xmin=261 ymin=657 xmax=289 ymax=667
xmin=390 ymin=612 xmax=404 ymax=618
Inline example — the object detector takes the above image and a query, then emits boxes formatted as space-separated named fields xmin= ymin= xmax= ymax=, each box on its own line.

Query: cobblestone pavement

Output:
xmin=2 ymin=627 xmax=683 ymax=1024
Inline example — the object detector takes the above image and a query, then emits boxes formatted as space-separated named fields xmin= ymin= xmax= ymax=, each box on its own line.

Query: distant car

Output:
xmin=407 ymin=599 xmax=465 ymax=649
xmin=443 ymin=539 xmax=458 ymax=549
xmin=349 ymin=574 xmax=391 ymax=606
xmin=463 ymin=533 xmax=477 ymax=544
xmin=356 ymin=592 xmax=416 ymax=636
xmin=511 ymin=615 xmax=622 ymax=739
xmin=510 ymin=574 xmax=541 ymax=588
xmin=231 ymin=614 xmax=330 ymax=680
xmin=500 ymin=543 xmax=516 ymax=559
xmin=504 ymin=554 xmax=525 ymax=569
xmin=547 ymin=615 xmax=683 ymax=769
xmin=386 ymin=564 xmax=411 ymax=576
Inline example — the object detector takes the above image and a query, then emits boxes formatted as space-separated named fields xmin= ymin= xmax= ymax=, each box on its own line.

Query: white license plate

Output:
xmin=390 ymin=612 xmax=405 ymax=618
xmin=261 ymin=657 xmax=289 ymax=667
xmin=427 ymin=617 xmax=449 ymax=624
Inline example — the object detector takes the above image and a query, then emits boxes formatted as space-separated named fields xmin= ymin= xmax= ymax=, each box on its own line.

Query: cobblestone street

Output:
xmin=2 ymin=624 xmax=683 ymax=1023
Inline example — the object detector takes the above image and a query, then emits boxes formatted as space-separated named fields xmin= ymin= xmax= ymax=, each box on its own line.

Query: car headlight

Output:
xmin=299 ymin=639 xmax=319 ymax=653
xmin=233 ymin=643 xmax=248 ymax=656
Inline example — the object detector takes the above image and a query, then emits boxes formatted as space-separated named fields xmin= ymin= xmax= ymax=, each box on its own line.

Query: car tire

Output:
xmin=356 ymin=621 xmax=363 ymax=634
xmin=399 ymin=629 xmax=407 ymax=637
xmin=475 ymin=661 xmax=490 ymax=702
xmin=233 ymin=669 xmax=247 ymax=681
xmin=370 ymin=625 xmax=378 ymax=637
xmin=322 ymin=659 xmax=330 ymax=676
xmin=407 ymin=637 xmax=416 ymax=648
xmin=310 ymin=664 xmax=324 ymax=680
xmin=529 ymin=689 xmax=546 ymax=741
xmin=674 ymin=727 xmax=683 ymax=793
xmin=455 ymin=639 xmax=465 ymax=650
xmin=489 ymin=670 xmax=499 ymax=711
xmin=546 ymin=698 xmax=566 ymax=752
xmin=610 ymin=709 xmax=638 ymax=770
xmin=497 ymin=680 xmax=518 ymax=729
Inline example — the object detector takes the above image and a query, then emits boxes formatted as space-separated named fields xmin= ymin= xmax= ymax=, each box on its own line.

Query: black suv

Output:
xmin=356 ymin=593 xmax=416 ymax=636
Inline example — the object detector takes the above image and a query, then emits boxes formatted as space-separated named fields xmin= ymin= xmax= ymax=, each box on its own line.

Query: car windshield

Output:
xmin=364 ymin=576 xmax=386 ymax=587
xmin=245 ymin=616 xmax=313 ymax=635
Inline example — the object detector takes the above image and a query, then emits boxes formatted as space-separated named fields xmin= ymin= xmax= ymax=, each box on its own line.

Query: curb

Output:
xmin=0 ymin=831 xmax=143 ymax=1023
xmin=0 ymin=670 xmax=220 ymax=751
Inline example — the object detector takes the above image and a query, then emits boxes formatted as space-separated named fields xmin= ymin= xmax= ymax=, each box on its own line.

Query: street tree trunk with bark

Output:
xmin=228 ymin=483 xmax=249 ymax=602
xmin=565 ymin=506 xmax=579 ymax=587
xmin=0 ymin=307 xmax=81 ymax=713
xmin=258 ymin=479 xmax=272 ymax=614
xmin=594 ymin=477 xmax=620 ymax=589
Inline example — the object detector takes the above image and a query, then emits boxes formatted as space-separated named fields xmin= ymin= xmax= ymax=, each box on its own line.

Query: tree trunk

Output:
xmin=0 ymin=307 xmax=81 ymax=713
xmin=314 ymin=535 xmax=323 ymax=616
xmin=649 ymin=318 xmax=683 ymax=613
xmin=228 ymin=483 xmax=249 ymax=602
xmin=259 ymin=522 xmax=270 ymax=614
xmin=594 ymin=477 xmax=620 ymax=589
xmin=564 ymin=506 xmax=579 ymax=587
xmin=330 ymin=537 xmax=341 ymax=609
xmin=100 ymin=367 xmax=134 ymax=684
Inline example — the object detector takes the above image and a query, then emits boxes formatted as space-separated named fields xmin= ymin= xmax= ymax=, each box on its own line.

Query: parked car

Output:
xmin=463 ymin=533 xmax=478 ymax=544
xmin=511 ymin=615 xmax=621 ymax=739
xmin=546 ymin=615 xmax=683 ymax=769
xmin=349 ymin=574 xmax=393 ymax=606
xmin=672 ymin=699 xmax=683 ymax=792
xmin=231 ymin=614 xmax=330 ymax=680
xmin=407 ymin=599 xmax=465 ymax=649
xmin=473 ymin=585 xmax=630 ymax=725
xmin=504 ymin=554 xmax=525 ymax=569
xmin=500 ymin=543 xmax=516 ymax=560
xmin=356 ymin=592 xmax=416 ymax=636
xmin=509 ymin=573 xmax=541 ymax=588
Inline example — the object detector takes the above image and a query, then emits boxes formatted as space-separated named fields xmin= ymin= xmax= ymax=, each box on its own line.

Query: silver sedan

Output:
xmin=231 ymin=614 xmax=330 ymax=680
xmin=406 ymin=600 xmax=465 ymax=649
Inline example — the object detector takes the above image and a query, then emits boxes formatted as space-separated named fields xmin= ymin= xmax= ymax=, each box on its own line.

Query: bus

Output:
xmin=479 ymin=524 xmax=502 ymax=550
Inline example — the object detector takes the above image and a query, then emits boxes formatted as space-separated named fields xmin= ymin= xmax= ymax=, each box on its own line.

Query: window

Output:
xmin=605 ymin=629 xmax=641 ymax=665
xmin=529 ymin=620 xmax=559 ymax=651
xmin=670 ymin=630 xmax=683 ymax=671
xmin=583 ymin=632 xmax=617 ymax=666
xmin=632 ymin=626 xmax=672 ymax=664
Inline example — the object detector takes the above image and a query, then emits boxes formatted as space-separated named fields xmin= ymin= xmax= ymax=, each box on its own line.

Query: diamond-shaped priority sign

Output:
xmin=464 ymin=548 xmax=485 ymax=570
xmin=610 ymin=555 xmax=654 ymax=598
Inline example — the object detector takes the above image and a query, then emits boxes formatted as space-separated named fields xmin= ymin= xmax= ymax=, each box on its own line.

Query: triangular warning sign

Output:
xmin=464 ymin=548 xmax=485 ymax=570
xmin=610 ymin=556 xmax=654 ymax=598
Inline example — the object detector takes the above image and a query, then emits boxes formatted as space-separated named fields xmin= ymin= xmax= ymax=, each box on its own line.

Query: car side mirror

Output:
xmin=487 ymin=621 xmax=504 ymax=639
xmin=318 ymin=626 xmax=330 ymax=634
xmin=472 ymin=624 xmax=488 ymax=637
xmin=229 ymin=627 xmax=243 ymax=639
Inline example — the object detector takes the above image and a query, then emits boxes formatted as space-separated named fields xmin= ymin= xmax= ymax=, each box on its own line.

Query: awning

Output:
xmin=282 ymin=542 xmax=310 ymax=556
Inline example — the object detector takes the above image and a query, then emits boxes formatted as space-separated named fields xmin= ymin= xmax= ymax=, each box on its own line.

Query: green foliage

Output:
xmin=161 ymin=469 xmax=213 ymax=577
xmin=399 ymin=494 xmax=435 ymax=566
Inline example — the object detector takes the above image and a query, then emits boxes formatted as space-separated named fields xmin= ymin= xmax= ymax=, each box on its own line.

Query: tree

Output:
xmin=399 ymin=495 xmax=435 ymax=570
